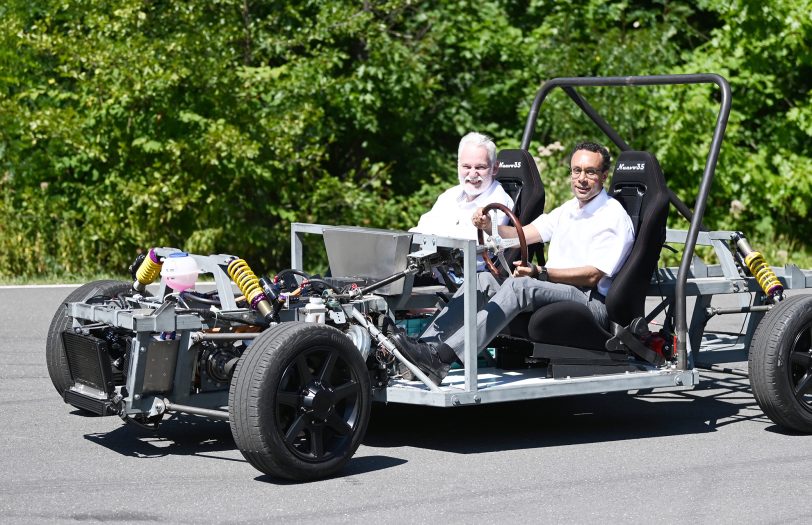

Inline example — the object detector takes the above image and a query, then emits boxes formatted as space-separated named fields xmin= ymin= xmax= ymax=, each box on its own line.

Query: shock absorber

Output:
xmin=732 ymin=233 xmax=784 ymax=301
xmin=226 ymin=258 xmax=275 ymax=322
xmin=133 ymin=248 xmax=162 ymax=293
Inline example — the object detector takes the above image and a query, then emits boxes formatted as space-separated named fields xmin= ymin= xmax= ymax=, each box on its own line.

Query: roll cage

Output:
xmin=519 ymin=73 xmax=732 ymax=372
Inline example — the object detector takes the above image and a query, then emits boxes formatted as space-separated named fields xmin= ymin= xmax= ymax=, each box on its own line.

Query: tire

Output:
xmin=749 ymin=294 xmax=812 ymax=432
xmin=46 ymin=279 xmax=133 ymax=396
xmin=229 ymin=322 xmax=371 ymax=481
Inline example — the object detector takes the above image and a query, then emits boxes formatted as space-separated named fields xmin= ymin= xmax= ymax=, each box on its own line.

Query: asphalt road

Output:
xmin=2 ymin=285 xmax=811 ymax=524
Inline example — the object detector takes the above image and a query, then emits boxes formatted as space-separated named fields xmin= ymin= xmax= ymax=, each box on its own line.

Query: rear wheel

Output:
xmin=46 ymin=280 xmax=132 ymax=396
xmin=749 ymin=294 xmax=812 ymax=432
xmin=229 ymin=322 xmax=371 ymax=481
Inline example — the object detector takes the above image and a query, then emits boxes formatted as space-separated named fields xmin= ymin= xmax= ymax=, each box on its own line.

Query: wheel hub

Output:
xmin=302 ymin=382 xmax=335 ymax=420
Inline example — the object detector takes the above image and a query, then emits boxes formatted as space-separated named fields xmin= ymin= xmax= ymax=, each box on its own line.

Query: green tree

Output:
xmin=676 ymin=0 xmax=812 ymax=263
xmin=0 ymin=0 xmax=810 ymax=280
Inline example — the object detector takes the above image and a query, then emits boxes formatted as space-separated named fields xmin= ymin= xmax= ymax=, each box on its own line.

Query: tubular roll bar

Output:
xmin=519 ymin=74 xmax=731 ymax=371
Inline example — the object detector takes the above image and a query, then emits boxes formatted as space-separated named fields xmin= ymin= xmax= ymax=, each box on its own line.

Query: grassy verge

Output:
xmin=0 ymin=273 xmax=130 ymax=286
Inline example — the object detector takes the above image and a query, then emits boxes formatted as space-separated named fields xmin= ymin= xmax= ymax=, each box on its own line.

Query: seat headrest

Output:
xmin=612 ymin=151 xmax=663 ymax=185
xmin=495 ymin=149 xmax=540 ymax=183
xmin=495 ymin=148 xmax=544 ymax=211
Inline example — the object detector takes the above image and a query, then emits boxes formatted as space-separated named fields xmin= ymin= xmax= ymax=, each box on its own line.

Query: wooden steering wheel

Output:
xmin=476 ymin=203 xmax=529 ymax=279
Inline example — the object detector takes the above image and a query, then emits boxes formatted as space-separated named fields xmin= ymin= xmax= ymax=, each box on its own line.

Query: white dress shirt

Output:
xmin=410 ymin=180 xmax=515 ymax=240
xmin=529 ymin=189 xmax=634 ymax=296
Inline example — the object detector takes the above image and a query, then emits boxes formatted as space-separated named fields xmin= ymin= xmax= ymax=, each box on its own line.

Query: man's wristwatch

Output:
xmin=531 ymin=264 xmax=548 ymax=281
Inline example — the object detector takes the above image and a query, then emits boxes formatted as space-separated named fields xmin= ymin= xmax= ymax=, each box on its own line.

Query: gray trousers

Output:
xmin=420 ymin=273 xmax=608 ymax=362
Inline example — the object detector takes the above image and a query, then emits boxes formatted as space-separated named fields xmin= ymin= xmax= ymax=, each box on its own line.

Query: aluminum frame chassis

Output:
xmin=293 ymin=223 xmax=695 ymax=408
xmin=63 ymin=74 xmax=812 ymax=416
xmin=654 ymin=229 xmax=812 ymax=366
xmin=292 ymin=72 xmax=812 ymax=407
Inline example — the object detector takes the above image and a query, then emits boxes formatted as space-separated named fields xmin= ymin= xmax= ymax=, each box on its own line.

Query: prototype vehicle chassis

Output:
xmin=48 ymin=74 xmax=812 ymax=481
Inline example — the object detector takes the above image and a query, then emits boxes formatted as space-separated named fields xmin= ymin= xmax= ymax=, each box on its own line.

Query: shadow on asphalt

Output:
xmin=84 ymin=414 xmax=409 ymax=482
xmin=84 ymin=413 xmax=237 ymax=460
xmin=254 ymin=455 xmax=409 ymax=485
xmin=363 ymin=372 xmax=770 ymax=454
xmin=80 ymin=373 xmax=771 ymax=475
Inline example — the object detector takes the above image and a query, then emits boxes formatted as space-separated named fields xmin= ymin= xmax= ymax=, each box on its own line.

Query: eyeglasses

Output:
xmin=570 ymin=167 xmax=604 ymax=179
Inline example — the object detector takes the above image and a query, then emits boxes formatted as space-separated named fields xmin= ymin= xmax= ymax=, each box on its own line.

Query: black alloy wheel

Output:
xmin=229 ymin=322 xmax=371 ymax=481
xmin=276 ymin=344 xmax=364 ymax=462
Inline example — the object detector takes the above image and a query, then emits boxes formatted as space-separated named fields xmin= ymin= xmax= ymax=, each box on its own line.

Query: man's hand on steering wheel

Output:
xmin=512 ymin=261 xmax=536 ymax=278
xmin=471 ymin=207 xmax=492 ymax=231
xmin=475 ymin=203 xmax=529 ymax=280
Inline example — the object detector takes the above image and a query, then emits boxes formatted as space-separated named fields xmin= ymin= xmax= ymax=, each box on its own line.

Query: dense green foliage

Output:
xmin=1 ymin=0 xmax=810 ymax=279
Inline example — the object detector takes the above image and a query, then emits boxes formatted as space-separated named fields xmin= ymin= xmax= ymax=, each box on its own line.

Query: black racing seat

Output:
xmin=526 ymin=151 xmax=670 ymax=352
xmin=494 ymin=149 xmax=546 ymax=265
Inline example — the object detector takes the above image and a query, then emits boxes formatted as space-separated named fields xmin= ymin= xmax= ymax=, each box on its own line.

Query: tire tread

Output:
xmin=228 ymin=322 xmax=369 ymax=480
xmin=748 ymin=294 xmax=812 ymax=432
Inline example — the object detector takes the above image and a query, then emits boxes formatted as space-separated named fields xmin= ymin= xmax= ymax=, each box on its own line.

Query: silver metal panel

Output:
xmin=656 ymin=229 xmax=812 ymax=294
xmin=68 ymin=303 xmax=203 ymax=332
xmin=291 ymin=222 xmax=329 ymax=271
xmin=376 ymin=367 xmax=699 ymax=407
xmin=124 ymin=333 xmax=150 ymax=414
xmin=651 ymin=277 xmax=757 ymax=296
xmin=462 ymin=238 xmax=479 ymax=392
xmin=711 ymin=238 xmax=743 ymax=280
xmin=323 ymin=227 xmax=413 ymax=295
xmin=651 ymin=270 xmax=812 ymax=296
xmin=665 ymin=228 xmax=735 ymax=245
xmin=142 ymin=339 xmax=180 ymax=393
xmin=783 ymin=264 xmax=812 ymax=288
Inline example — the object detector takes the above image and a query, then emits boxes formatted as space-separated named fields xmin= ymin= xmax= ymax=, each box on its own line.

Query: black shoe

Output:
xmin=390 ymin=333 xmax=451 ymax=386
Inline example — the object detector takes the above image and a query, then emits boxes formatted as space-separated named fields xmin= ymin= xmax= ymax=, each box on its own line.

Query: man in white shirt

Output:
xmin=410 ymin=132 xmax=514 ymax=240
xmin=393 ymin=142 xmax=635 ymax=385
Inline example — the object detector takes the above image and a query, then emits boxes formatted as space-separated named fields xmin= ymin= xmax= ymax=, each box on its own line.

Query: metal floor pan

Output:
xmin=377 ymin=365 xmax=699 ymax=407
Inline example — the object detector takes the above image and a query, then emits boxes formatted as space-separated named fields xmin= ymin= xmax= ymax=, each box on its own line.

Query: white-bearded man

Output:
xmin=410 ymin=132 xmax=514 ymax=240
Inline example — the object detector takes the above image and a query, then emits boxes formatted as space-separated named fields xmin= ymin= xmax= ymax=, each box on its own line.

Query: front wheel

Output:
xmin=229 ymin=322 xmax=371 ymax=481
xmin=749 ymin=294 xmax=812 ymax=432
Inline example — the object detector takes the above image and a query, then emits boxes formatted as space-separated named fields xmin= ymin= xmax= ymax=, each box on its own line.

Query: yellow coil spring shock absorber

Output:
xmin=227 ymin=258 xmax=274 ymax=321
xmin=134 ymin=248 xmax=162 ymax=292
xmin=733 ymin=234 xmax=784 ymax=301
